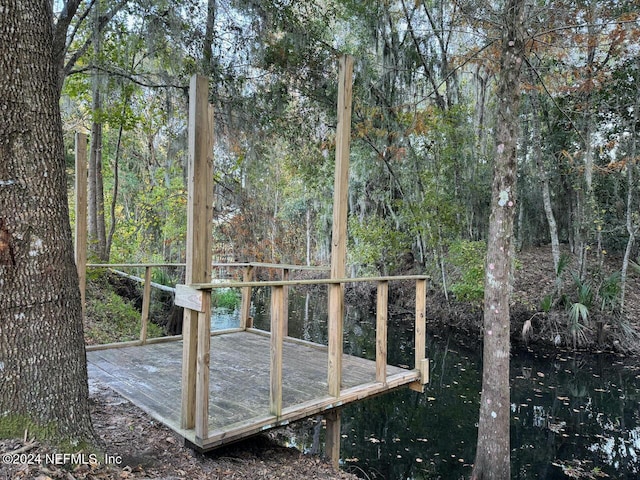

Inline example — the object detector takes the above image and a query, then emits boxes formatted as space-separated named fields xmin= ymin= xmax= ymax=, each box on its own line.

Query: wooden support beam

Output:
xmin=328 ymin=54 xmax=353 ymax=399
xmin=195 ymin=293 xmax=211 ymax=440
xmin=282 ymin=268 xmax=289 ymax=337
xmin=376 ymin=280 xmax=388 ymax=384
xmin=181 ymin=74 xmax=214 ymax=432
xmin=140 ymin=266 xmax=152 ymax=344
xmin=181 ymin=310 xmax=198 ymax=428
xmin=270 ymin=286 xmax=285 ymax=416
xmin=409 ymin=278 xmax=428 ymax=393
xmin=325 ymin=409 xmax=341 ymax=470
xmin=414 ymin=278 xmax=427 ymax=370
xmin=74 ymin=133 xmax=87 ymax=318
xmin=240 ymin=265 xmax=254 ymax=329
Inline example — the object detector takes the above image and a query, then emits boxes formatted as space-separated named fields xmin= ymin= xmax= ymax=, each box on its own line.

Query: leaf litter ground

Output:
xmin=0 ymin=383 xmax=357 ymax=480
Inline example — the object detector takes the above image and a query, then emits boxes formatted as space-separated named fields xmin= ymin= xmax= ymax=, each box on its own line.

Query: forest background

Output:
xmin=63 ymin=0 xmax=640 ymax=352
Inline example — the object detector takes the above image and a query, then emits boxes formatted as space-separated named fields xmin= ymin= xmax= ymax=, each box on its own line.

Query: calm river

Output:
xmin=213 ymin=286 xmax=640 ymax=479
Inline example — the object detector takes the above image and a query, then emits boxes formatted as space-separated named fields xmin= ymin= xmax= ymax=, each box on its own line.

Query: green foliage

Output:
xmin=213 ymin=288 xmax=241 ymax=311
xmin=573 ymin=275 xmax=594 ymax=309
xmin=540 ymin=295 xmax=553 ymax=313
xmin=85 ymin=281 xmax=163 ymax=344
xmin=568 ymin=302 xmax=590 ymax=349
xmin=448 ymin=240 xmax=486 ymax=303
xmin=348 ymin=215 xmax=411 ymax=275
xmin=599 ymin=272 xmax=621 ymax=313
xmin=557 ymin=252 xmax=571 ymax=278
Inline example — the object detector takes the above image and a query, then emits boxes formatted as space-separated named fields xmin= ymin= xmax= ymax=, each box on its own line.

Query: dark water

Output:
xmin=215 ymin=286 xmax=640 ymax=479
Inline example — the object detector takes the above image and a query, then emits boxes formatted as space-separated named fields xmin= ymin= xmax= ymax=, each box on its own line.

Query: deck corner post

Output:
xmin=376 ymin=280 xmax=389 ymax=384
xmin=270 ymin=285 xmax=285 ymax=416
xmin=195 ymin=292 xmax=212 ymax=440
xmin=414 ymin=278 xmax=427 ymax=370
xmin=328 ymin=54 xmax=354 ymax=399
xmin=181 ymin=73 xmax=214 ymax=435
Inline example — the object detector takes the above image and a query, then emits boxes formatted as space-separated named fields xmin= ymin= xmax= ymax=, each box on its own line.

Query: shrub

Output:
xmin=448 ymin=240 xmax=486 ymax=303
xmin=213 ymin=288 xmax=241 ymax=311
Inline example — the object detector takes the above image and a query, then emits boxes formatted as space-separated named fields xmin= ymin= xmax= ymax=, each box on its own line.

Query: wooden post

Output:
xmin=181 ymin=74 xmax=214 ymax=434
xmin=325 ymin=408 xmax=341 ymax=470
xmin=375 ymin=280 xmax=388 ymax=384
xmin=270 ymin=285 xmax=285 ymax=416
xmin=415 ymin=278 xmax=426 ymax=369
xmin=282 ymin=267 xmax=289 ymax=337
xmin=74 ymin=133 xmax=87 ymax=318
xmin=328 ymin=54 xmax=353 ymax=398
xmin=410 ymin=278 xmax=429 ymax=392
xmin=140 ymin=266 xmax=152 ymax=344
xmin=240 ymin=265 xmax=254 ymax=329
xmin=196 ymin=292 xmax=211 ymax=439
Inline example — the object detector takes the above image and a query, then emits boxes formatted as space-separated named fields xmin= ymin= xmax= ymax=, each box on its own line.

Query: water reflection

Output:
xmin=218 ymin=287 xmax=640 ymax=479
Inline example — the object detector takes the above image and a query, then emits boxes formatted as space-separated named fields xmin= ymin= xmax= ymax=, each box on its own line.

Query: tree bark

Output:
xmin=620 ymin=63 xmax=640 ymax=313
xmin=530 ymin=89 xmax=561 ymax=286
xmin=88 ymin=0 xmax=108 ymax=261
xmin=0 ymin=0 xmax=94 ymax=442
xmin=471 ymin=0 xmax=524 ymax=478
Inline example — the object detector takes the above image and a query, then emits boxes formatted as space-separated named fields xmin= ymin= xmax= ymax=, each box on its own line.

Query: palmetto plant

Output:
xmin=568 ymin=274 xmax=593 ymax=350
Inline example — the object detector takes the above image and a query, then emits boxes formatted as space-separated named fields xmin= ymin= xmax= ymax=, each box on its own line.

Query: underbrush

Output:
xmin=84 ymin=271 xmax=165 ymax=345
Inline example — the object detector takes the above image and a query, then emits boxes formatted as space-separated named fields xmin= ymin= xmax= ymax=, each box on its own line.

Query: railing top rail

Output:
xmin=189 ymin=275 xmax=428 ymax=290
xmin=87 ymin=263 xmax=187 ymax=268
xmin=86 ymin=262 xmax=330 ymax=271
xmin=212 ymin=262 xmax=331 ymax=271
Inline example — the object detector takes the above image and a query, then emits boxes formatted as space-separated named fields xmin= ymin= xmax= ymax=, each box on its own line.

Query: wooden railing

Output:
xmin=84 ymin=263 xmax=186 ymax=350
xmin=82 ymin=262 xmax=329 ymax=350
xmin=176 ymin=274 xmax=429 ymax=440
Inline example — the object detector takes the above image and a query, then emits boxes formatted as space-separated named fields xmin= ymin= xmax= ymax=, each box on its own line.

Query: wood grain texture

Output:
xmin=88 ymin=330 xmax=419 ymax=450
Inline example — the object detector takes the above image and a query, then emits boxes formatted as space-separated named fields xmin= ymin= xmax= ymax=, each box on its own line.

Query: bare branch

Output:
xmin=68 ymin=64 xmax=188 ymax=91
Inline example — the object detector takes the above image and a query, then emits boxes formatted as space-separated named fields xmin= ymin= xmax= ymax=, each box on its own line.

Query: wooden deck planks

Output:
xmin=87 ymin=330 xmax=418 ymax=449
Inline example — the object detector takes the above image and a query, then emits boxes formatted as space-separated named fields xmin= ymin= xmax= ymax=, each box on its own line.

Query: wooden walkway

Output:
xmin=87 ymin=330 xmax=420 ymax=450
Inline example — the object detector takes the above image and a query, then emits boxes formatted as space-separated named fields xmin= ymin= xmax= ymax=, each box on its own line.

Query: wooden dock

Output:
xmin=87 ymin=329 xmax=421 ymax=450
xmin=83 ymin=62 xmax=429 ymax=463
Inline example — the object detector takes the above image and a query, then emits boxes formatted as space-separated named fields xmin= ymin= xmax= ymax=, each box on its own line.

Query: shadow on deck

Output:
xmin=87 ymin=329 xmax=420 ymax=450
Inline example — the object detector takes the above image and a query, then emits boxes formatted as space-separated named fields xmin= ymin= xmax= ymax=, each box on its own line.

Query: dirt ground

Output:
xmin=0 ymin=383 xmax=357 ymax=480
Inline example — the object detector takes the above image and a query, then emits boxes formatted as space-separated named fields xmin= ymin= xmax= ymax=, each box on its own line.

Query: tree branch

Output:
xmin=68 ymin=64 xmax=188 ymax=91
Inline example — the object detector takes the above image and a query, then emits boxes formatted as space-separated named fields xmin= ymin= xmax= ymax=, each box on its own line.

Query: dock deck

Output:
xmin=87 ymin=329 xmax=421 ymax=450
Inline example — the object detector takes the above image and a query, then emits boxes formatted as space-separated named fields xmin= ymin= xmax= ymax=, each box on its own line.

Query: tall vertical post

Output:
xmin=282 ymin=267 xmax=290 ymax=337
xmin=409 ymin=278 xmax=429 ymax=393
xmin=270 ymin=285 xmax=285 ymax=416
xmin=139 ymin=266 xmax=152 ymax=344
xmin=327 ymin=54 xmax=353 ymax=397
xmin=181 ymin=75 xmax=214 ymax=439
xmin=326 ymin=54 xmax=353 ymax=472
xmin=240 ymin=265 xmax=254 ymax=329
xmin=74 ymin=133 xmax=87 ymax=317
xmin=376 ymin=280 xmax=388 ymax=384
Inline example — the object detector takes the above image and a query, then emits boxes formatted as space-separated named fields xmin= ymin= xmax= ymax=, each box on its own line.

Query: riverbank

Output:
xmin=0 ymin=382 xmax=358 ymax=479
xmin=388 ymin=245 xmax=640 ymax=356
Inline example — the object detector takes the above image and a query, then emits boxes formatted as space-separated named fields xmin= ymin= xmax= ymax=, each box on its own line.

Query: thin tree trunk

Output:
xmin=106 ymin=122 xmax=123 ymax=258
xmin=471 ymin=0 xmax=524 ymax=478
xmin=531 ymin=89 xmax=561 ymax=285
xmin=0 ymin=0 xmax=94 ymax=442
xmin=88 ymin=0 xmax=107 ymax=261
xmin=620 ymin=68 xmax=640 ymax=312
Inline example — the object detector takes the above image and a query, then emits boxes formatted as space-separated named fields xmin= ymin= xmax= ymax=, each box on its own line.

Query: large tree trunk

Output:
xmin=471 ymin=0 xmax=524 ymax=478
xmin=0 ymin=1 xmax=94 ymax=442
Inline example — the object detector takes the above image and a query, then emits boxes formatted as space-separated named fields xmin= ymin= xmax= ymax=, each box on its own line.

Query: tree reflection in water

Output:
xmin=243 ymin=288 xmax=640 ymax=479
